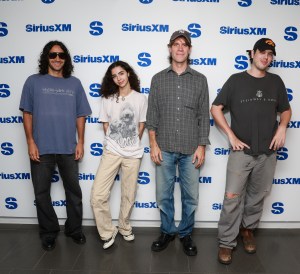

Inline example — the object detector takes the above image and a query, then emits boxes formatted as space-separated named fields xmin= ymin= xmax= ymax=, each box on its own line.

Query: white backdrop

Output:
xmin=0 ymin=0 xmax=299 ymax=228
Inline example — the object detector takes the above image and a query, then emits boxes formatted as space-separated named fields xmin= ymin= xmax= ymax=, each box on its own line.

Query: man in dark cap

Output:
xmin=211 ymin=38 xmax=291 ymax=264
xmin=146 ymin=30 xmax=210 ymax=256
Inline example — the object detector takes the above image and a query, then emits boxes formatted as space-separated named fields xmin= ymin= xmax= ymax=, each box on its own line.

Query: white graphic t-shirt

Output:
xmin=99 ymin=90 xmax=147 ymax=158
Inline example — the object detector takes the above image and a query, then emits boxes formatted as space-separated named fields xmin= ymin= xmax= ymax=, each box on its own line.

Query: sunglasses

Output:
xmin=48 ymin=52 xmax=67 ymax=60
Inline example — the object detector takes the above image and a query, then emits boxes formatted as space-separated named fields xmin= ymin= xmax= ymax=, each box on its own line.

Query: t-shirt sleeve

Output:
xmin=76 ymin=79 xmax=92 ymax=117
xmin=19 ymin=76 xmax=33 ymax=112
xmin=98 ymin=97 xmax=109 ymax=122
xmin=276 ymin=75 xmax=290 ymax=113
xmin=212 ymin=75 xmax=233 ymax=110
xmin=139 ymin=94 xmax=148 ymax=122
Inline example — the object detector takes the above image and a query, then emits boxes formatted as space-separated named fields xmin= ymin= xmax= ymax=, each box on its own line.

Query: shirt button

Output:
xmin=178 ymin=86 xmax=180 ymax=88
xmin=177 ymin=108 xmax=180 ymax=111
xmin=178 ymin=97 xmax=180 ymax=100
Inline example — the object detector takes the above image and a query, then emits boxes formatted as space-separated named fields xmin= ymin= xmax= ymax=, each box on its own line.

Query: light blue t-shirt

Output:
xmin=19 ymin=74 xmax=92 ymax=155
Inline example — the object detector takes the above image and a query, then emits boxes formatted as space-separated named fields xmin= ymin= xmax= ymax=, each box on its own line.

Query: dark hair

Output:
xmin=38 ymin=40 xmax=74 ymax=78
xmin=168 ymin=36 xmax=191 ymax=64
xmin=246 ymin=50 xmax=253 ymax=64
xmin=101 ymin=61 xmax=140 ymax=100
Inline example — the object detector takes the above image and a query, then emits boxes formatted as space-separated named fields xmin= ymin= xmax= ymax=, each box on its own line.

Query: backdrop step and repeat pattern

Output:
xmin=1 ymin=0 xmax=299 ymax=228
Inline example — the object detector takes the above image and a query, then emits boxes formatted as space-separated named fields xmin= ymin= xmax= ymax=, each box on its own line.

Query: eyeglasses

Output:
xmin=48 ymin=52 xmax=67 ymax=60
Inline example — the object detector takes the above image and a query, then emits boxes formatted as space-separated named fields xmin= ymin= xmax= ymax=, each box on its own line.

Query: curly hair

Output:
xmin=38 ymin=40 xmax=74 ymax=78
xmin=101 ymin=61 xmax=140 ymax=100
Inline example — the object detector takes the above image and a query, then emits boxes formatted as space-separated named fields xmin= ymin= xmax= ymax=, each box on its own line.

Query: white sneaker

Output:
xmin=103 ymin=229 xmax=118 ymax=249
xmin=123 ymin=233 xmax=135 ymax=241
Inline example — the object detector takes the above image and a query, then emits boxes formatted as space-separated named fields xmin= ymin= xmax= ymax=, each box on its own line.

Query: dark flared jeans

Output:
xmin=30 ymin=154 xmax=83 ymax=239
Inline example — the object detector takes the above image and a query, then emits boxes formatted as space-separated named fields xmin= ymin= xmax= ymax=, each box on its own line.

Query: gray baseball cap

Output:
xmin=169 ymin=29 xmax=191 ymax=45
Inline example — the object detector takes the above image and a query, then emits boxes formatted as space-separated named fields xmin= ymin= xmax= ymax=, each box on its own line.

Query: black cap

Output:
xmin=253 ymin=38 xmax=276 ymax=56
xmin=169 ymin=29 xmax=191 ymax=45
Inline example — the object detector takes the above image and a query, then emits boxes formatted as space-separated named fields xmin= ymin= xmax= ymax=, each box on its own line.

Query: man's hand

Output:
xmin=192 ymin=145 xmax=205 ymax=168
xmin=150 ymin=144 xmax=163 ymax=165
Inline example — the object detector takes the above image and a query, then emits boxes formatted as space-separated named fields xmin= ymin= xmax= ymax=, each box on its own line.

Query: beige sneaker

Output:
xmin=123 ymin=233 xmax=135 ymax=241
xmin=103 ymin=229 xmax=118 ymax=249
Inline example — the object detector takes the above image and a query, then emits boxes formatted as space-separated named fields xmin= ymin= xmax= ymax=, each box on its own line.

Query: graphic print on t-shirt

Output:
xmin=108 ymin=103 xmax=138 ymax=148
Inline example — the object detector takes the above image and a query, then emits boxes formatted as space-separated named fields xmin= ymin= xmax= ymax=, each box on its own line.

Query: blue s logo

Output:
xmin=90 ymin=143 xmax=103 ymax=156
xmin=89 ymin=21 xmax=103 ymax=36
xmin=51 ymin=170 xmax=60 ymax=183
xmin=5 ymin=197 xmax=18 ymax=209
xmin=1 ymin=142 xmax=14 ymax=155
xmin=0 ymin=22 xmax=8 ymax=37
xmin=276 ymin=147 xmax=288 ymax=161
xmin=137 ymin=52 xmax=151 ymax=67
xmin=271 ymin=202 xmax=284 ymax=214
xmin=0 ymin=84 xmax=10 ymax=98
xmin=138 ymin=172 xmax=151 ymax=185
xmin=188 ymin=23 xmax=201 ymax=38
xmin=238 ymin=0 xmax=252 ymax=7
xmin=41 ymin=0 xmax=55 ymax=3
xmin=234 ymin=55 xmax=249 ymax=70
xmin=89 ymin=83 xmax=101 ymax=97
xmin=139 ymin=0 xmax=153 ymax=3
xmin=286 ymin=88 xmax=293 ymax=102
xmin=284 ymin=26 xmax=298 ymax=41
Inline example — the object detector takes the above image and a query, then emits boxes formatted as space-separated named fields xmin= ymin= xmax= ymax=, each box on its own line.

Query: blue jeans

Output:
xmin=156 ymin=151 xmax=200 ymax=237
xmin=30 ymin=154 xmax=83 ymax=239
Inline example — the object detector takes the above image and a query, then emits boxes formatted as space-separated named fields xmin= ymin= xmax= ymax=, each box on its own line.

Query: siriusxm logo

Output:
xmin=41 ymin=0 xmax=55 ymax=3
xmin=73 ymin=55 xmax=119 ymax=64
xmin=173 ymin=0 xmax=220 ymax=3
xmin=234 ymin=55 xmax=249 ymax=70
xmin=89 ymin=83 xmax=101 ymax=97
xmin=0 ymin=84 xmax=10 ymax=98
xmin=34 ymin=200 xmax=67 ymax=206
xmin=220 ymin=26 xmax=266 ymax=35
xmin=273 ymin=178 xmax=300 ymax=184
xmin=286 ymin=88 xmax=293 ymax=101
xmin=26 ymin=24 xmax=71 ymax=32
xmin=1 ymin=142 xmax=14 ymax=155
xmin=144 ymin=147 xmax=150 ymax=153
xmin=140 ymin=0 xmax=153 ymax=4
xmin=174 ymin=176 xmax=212 ymax=183
xmin=137 ymin=52 xmax=151 ymax=67
xmin=188 ymin=23 xmax=201 ymax=38
xmin=288 ymin=121 xmax=300 ymax=128
xmin=90 ymin=143 xmax=103 ymax=156
xmin=212 ymin=203 xmax=222 ymax=210
xmin=85 ymin=116 xmax=100 ymax=124
xmin=284 ymin=26 xmax=298 ymax=41
xmin=89 ymin=84 xmax=101 ymax=97
xmin=0 ymin=116 xmax=23 ymax=123
xmin=277 ymin=147 xmax=288 ymax=160
xmin=0 ymin=55 xmax=25 ymax=64
xmin=89 ymin=21 xmax=103 ymax=36
xmin=51 ymin=170 xmax=60 ymax=183
xmin=269 ymin=59 xmax=300 ymax=68
xmin=79 ymin=173 xmax=95 ymax=181
xmin=141 ymin=87 xmax=150 ymax=94
xmin=134 ymin=201 xmax=158 ymax=208
xmin=122 ymin=23 xmax=169 ymax=32
xmin=270 ymin=0 xmax=299 ymax=5
xmin=210 ymin=119 xmax=215 ymax=126
xmin=214 ymin=148 xmax=230 ymax=155
xmin=271 ymin=202 xmax=284 ymax=214
xmin=5 ymin=197 xmax=18 ymax=210
xmin=138 ymin=172 xmax=150 ymax=185
xmin=190 ymin=57 xmax=217 ymax=66
xmin=238 ymin=0 xmax=252 ymax=7
xmin=0 ymin=172 xmax=30 ymax=180
xmin=0 ymin=22 xmax=8 ymax=37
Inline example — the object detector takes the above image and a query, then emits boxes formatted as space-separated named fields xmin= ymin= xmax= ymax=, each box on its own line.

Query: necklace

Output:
xmin=121 ymin=96 xmax=125 ymax=101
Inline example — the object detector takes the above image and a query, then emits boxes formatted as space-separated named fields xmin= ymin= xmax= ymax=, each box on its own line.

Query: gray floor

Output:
xmin=0 ymin=224 xmax=300 ymax=274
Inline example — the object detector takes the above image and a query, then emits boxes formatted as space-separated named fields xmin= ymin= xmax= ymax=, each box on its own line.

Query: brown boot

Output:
xmin=240 ymin=227 xmax=256 ymax=254
xmin=218 ymin=247 xmax=233 ymax=264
